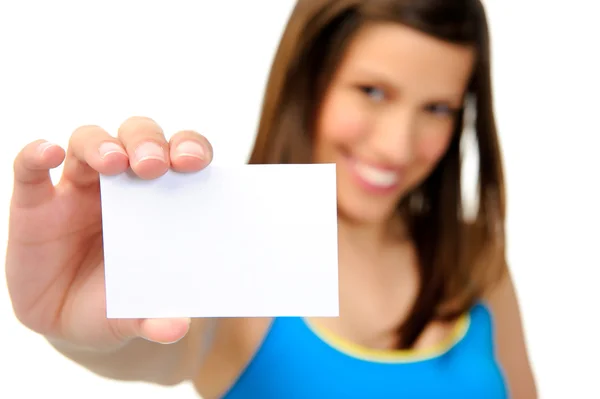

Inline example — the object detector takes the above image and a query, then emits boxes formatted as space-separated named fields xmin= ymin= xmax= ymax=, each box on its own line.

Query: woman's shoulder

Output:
xmin=480 ymin=272 xmax=538 ymax=397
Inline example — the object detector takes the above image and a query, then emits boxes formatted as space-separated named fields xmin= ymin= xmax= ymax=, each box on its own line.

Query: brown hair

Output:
xmin=249 ymin=0 xmax=507 ymax=349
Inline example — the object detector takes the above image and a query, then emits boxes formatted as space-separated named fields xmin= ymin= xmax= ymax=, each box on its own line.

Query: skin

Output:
xmin=6 ymin=22 xmax=537 ymax=398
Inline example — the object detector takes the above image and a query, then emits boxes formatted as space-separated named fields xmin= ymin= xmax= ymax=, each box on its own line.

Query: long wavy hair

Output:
xmin=248 ymin=0 xmax=507 ymax=349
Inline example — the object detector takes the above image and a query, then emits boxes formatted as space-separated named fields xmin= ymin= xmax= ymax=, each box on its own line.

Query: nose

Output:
xmin=369 ymin=108 xmax=416 ymax=166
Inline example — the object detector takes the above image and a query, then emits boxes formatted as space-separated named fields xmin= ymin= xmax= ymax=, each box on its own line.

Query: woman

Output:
xmin=6 ymin=0 xmax=537 ymax=397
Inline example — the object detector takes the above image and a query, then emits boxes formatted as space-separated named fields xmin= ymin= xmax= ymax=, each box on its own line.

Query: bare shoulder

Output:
xmin=188 ymin=317 xmax=273 ymax=399
xmin=484 ymin=269 xmax=538 ymax=399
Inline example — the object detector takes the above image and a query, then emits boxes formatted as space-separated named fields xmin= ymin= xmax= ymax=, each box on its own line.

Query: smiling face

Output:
xmin=313 ymin=22 xmax=475 ymax=225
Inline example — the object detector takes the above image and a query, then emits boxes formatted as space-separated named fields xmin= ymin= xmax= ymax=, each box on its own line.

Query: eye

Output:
xmin=426 ymin=103 xmax=457 ymax=116
xmin=359 ymin=85 xmax=386 ymax=102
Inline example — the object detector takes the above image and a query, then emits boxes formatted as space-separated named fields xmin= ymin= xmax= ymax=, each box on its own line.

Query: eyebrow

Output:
xmin=350 ymin=66 xmax=397 ymax=88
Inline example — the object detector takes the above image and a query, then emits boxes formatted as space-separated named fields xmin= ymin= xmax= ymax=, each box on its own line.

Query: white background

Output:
xmin=0 ymin=1 xmax=598 ymax=398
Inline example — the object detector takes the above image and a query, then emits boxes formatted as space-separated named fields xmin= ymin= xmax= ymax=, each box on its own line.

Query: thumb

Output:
xmin=12 ymin=140 xmax=65 ymax=208
xmin=113 ymin=318 xmax=191 ymax=344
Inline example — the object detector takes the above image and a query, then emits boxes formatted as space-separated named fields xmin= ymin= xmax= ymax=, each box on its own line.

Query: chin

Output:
xmin=338 ymin=204 xmax=395 ymax=226
xmin=336 ymin=183 xmax=403 ymax=226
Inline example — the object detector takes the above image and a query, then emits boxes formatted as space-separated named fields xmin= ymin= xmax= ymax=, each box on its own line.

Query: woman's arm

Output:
xmin=486 ymin=269 xmax=538 ymax=398
xmin=48 ymin=318 xmax=215 ymax=386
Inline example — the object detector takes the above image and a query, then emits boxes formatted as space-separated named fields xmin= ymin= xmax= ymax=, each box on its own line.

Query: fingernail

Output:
xmin=38 ymin=141 xmax=57 ymax=155
xmin=134 ymin=142 xmax=165 ymax=163
xmin=99 ymin=142 xmax=126 ymax=159
xmin=143 ymin=335 xmax=182 ymax=345
xmin=174 ymin=141 xmax=205 ymax=159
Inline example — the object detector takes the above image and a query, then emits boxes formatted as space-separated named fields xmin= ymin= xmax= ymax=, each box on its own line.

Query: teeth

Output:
xmin=354 ymin=161 xmax=398 ymax=187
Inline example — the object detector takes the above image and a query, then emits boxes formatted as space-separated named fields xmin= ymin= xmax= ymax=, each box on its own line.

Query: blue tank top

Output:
xmin=222 ymin=303 xmax=507 ymax=398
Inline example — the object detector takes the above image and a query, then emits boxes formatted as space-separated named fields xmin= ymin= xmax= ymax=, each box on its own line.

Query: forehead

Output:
xmin=336 ymin=22 xmax=476 ymax=98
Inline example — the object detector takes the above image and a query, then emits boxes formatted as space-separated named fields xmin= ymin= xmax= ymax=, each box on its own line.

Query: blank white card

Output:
xmin=99 ymin=164 xmax=339 ymax=318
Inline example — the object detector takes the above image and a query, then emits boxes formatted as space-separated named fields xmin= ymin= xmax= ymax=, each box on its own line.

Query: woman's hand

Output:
xmin=6 ymin=116 xmax=213 ymax=351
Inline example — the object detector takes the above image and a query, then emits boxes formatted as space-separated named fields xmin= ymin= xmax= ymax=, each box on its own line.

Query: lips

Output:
xmin=344 ymin=154 xmax=403 ymax=195
xmin=353 ymin=161 xmax=399 ymax=188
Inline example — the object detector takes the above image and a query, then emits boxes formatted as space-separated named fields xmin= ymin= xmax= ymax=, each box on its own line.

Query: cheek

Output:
xmin=416 ymin=132 xmax=453 ymax=163
xmin=317 ymin=96 xmax=369 ymax=147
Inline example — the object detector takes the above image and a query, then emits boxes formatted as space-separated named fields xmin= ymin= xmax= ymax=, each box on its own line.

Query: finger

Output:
xmin=62 ymin=125 xmax=129 ymax=187
xmin=139 ymin=318 xmax=191 ymax=343
xmin=117 ymin=116 xmax=170 ymax=180
xmin=169 ymin=130 xmax=213 ymax=173
xmin=12 ymin=140 xmax=66 ymax=207
xmin=112 ymin=318 xmax=191 ymax=344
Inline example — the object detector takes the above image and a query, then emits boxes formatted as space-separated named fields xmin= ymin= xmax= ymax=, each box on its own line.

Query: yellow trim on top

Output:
xmin=303 ymin=314 xmax=471 ymax=364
